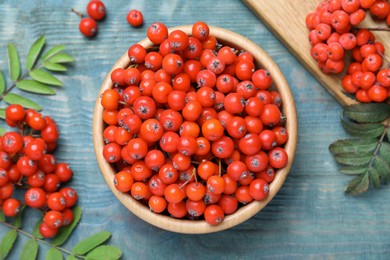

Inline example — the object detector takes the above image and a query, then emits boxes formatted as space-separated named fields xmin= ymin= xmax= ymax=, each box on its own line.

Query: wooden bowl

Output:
xmin=93 ymin=25 xmax=297 ymax=234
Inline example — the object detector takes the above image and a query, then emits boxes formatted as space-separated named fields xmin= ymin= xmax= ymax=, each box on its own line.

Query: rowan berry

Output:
xmin=5 ymin=104 xmax=25 ymax=122
xmin=44 ymin=210 xmax=64 ymax=229
xmin=25 ymin=187 xmax=47 ymax=208
xmin=249 ymin=178 xmax=269 ymax=201
xmin=2 ymin=198 xmax=20 ymax=217
xmin=127 ymin=10 xmax=143 ymax=27
xmin=192 ymin=21 xmax=210 ymax=41
xmin=39 ymin=222 xmax=58 ymax=238
xmin=79 ymin=17 xmax=98 ymax=37
xmin=147 ymin=22 xmax=168 ymax=44
xmin=204 ymin=205 xmax=224 ymax=225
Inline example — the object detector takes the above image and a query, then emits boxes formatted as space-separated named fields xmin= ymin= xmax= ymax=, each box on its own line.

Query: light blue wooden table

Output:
xmin=1 ymin=0 xmax=390 ymax=259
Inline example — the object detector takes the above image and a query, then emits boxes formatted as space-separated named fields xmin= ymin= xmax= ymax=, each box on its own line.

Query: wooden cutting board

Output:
xmin=243 ymin=0 xmax=390 ymax=106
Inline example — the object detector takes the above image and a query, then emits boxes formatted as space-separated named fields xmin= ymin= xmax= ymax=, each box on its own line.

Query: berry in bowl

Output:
xmin=93 ymin=22 xmax=297 ymax=234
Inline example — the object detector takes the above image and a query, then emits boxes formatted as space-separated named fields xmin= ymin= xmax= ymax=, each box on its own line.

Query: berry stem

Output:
xmin=0 ymin=220 xmax=86 ymax=259
xmin=357 ymin=27 xmax=390 ymax=32
xmin=71 ymin=8 xmax=84 ymax=19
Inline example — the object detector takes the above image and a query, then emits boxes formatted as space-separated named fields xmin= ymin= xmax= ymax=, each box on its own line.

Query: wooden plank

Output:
xmin=243 ymin=0 xmax=390 ymax=106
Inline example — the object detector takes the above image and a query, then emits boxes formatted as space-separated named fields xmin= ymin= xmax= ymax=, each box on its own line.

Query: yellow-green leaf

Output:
xmin=7 ymin=43 xmax=20 ymax=81
xmin=345 ymin=173 xmax=369 ymax=195
xmin=26 ymin=35 xmax=46 ymax=70
xmin=3 ymin=93 xmax=42 ymax=110
xmin=0 ymin=127 xmax=6 ymax=136
xmin=72 ymin=231 xmax=111 ymax=255
xmin=51 ymin=206 xmax=82 ymax=246
xmin=16 ymin=79 xmax=56 ymax=95
xmin=0 ymin=70 xmax=5 ymax=95
xmin=46 ymin=247 xmax=63 ymax=260
xmin=67 ymin=255 xmax=78 ymax=260
xmin=0 ymin=230 xmax=18 ymax=259
xmin=29 ymin=69 xmax=63 ymax=87
xmin=0 ymin=210 xmax=5 ymax=221
xmin=43 ymin=62 xmax=67 ymax=72
xmin=20 ymin=239 xmax=38 ymax=260
xmin=86 ymin=245 xmax=122 ymax=260
xmin=32 ymin=218 xmax=44 ymax=239
xmin=41 ymin=45 xmax=65 ymax=62
xmin=13 ymin=204 xmax=26 ymax=228
xmin=48 ymin=53 xmax=74 ymax=64
xmin=0 ymin=108 xmax=5 ymax=119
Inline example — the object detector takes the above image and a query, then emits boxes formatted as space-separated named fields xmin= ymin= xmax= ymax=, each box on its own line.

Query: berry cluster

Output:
xmin=73 ymin=0 xmax=144 ymax=37
xmin=100 ymin=21 xmax=289 ymax=225
xmin=306 ymin=0 xmax=390 ymax=102
xmin=0 ymin=104 xmax=78 ymax=238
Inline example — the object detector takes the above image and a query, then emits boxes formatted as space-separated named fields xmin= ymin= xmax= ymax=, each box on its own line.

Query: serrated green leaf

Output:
xmin=387 ymin=128 xmax=390 ymax=142
xmin=7 ymin=43 xmax=20 ymax=81
xmin=0 ymin=70 xmax=5 ymax=95
xmin=32 ymin=218 xmax=44 ymax=239
xmin=26 ymin=35 xmax=45 ymax=70
xmin=72 ymin=231 xmax=111 ymax=255
xmin=329 ymin=138 xmax=377 ymax=155
xmin=46 ymin=247 xmax=63 ymax=260
xmin=368 ymin=167 xmax=380 ymax=188
xmin=16 ymin=79 xmax=56 ymax=95
xmin=334 ymin=152 xmax=372 ymax=166
xmin=0 ymin=229 xmax=18 ymax=259
xmin=20 ymin=239 xmax=38 ymax=260
xmin=13 ymin=204 xmax=26 ymax=228
xmin=0 ymin=108 xmax=5 ymax=119
xmin=341 ymin=118 xmax=384 ymax=138
xmin=379 ymin=142 xmax=390 ymax=164
xmin=3 ymin=93 xmax=42 ymax=111
xmin=47 ymin=53 xmax=74 ymax=64
xmin=66 ymin=255 xmax=78 ymax=260
xmin=373 ymin=155 xmax=390 ymax=184
xmin=29 ymin=69 xmax=63 ymax=87
xmin=0 ymin=210 xmax=5 ymax=222
xmin=51 ymin=206 xmax=82 ymax=246
xmin=43 ymin=62 xmax=67 ymax=72
xmin=339 ymin=165 xmax=369 ymax=175
xmin=345 ymin=173 xmax=369 ymax=195
xmin=0 ymin=127 xmax=6 ymax=136
xmin=344 ymin=103 xmax=390 ymax=123
xmin=41 ymin=45 xmax=66 ymax=62
xmin=86 ymin=245 xmax=122 ymax=260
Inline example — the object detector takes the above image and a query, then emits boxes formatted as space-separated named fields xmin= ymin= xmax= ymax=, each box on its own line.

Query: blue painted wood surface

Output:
xmin=1 ymin=0 xmax=390 ymax=259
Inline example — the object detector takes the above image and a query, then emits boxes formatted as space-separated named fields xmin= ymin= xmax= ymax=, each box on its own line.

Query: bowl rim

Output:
xmin=93 ymin=25 xmax=298 ymax=234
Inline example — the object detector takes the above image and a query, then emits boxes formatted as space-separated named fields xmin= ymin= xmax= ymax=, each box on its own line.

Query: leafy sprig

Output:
xmin=0 ymin=207 xmax=122 ymax=259
xmin=329 ymin=103 xmax=390 ymax=195
xmin=0 ymin=35 xmax=74 ymax=112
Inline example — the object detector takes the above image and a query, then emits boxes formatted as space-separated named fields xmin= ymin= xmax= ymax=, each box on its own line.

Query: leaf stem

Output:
xmin=0 ymin=221 xmax=86 ymax=259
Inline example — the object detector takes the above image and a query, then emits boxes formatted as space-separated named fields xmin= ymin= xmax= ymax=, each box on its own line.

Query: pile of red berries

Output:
xmin=0 ymin=104 xmax=78 ymax=238
xmin=73 ymin=0 xmax=144 ymax=37
xmin=100 ymin=21 xmax=289 ymax=225
xmin=306 ymin=0 xmax=390 ymax=102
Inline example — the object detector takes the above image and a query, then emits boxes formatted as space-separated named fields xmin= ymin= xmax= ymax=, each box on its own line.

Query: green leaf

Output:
xmin=66 ymin=255 xmax=78 ymax=260
xmin=43 ymin=62 xmax=68 ymax=72
xmin=0 ymin=230 xmax=18 ymax=259
xmin=86 ymin=245 xmax=122 ymax=260
xmin=32 ymin=218 xmax=44 ymax=239
xmin=20 ymin=239 xmax=38 ymax=260
xmin=51 ymin=206 xmax=82 ymax=246
xmin=0 ymin=70 xmax=5 ymax=95
xmin=0 ymin=108 xmax=5 ymax=119
xmin=72 ymin=231 xmax=111 ymax=255
xmin=344 ymin=103 xmax=390 ymax=123
xmin=368 ymin=167 xmax=380 ymax=188
xmin=16 ymin=79 xmax=55 ymax=95
xmin=13 ymin=204 xmax=26 ymax=228
xmin=46 ymin=247 xmax=63 ymax=260
xmin=47 ymin=53 xmax=75 ymax=64
xmin=341 ymin=118 xmax=384 ymax=138
xmin=26 ymin=35 xmax=46 ymax=70
xmin=7 ymin=43 xmax=20 ymax=81
xmin=29 ymin=69 xmax=63 ymax=87
xmin=334 ymin=152 xmax=372 ymax=166
xmin=379 ymin=142 xmax=390 ymax=164
xmin=3 ymin=93 xmax=42 ymax=111
xmin=345 ymin=173 xmax=369 ymax=195
xmin=41 ymin=45 xmax=66 ymax=62
xmin=339 ymin=165 xmax=368 ymax=175
xmin=329 ymin=138 xmax=377 ymax=155
xmin=387 ymin=128 xmax=390 ymax=142
xmin=0 ymin=210 xmax=5 ymax=222
xmin=0 ymin=127 xmax=6 ymax=136
xmin=373 ymin=155 xmax=390 ymax=184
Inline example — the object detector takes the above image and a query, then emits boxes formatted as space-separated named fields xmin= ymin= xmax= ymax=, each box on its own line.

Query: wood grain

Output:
xmin=93 ymin=25 xmax=298 ymax=234
xmin=243 ymin=0 xmax=390 ymax=106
